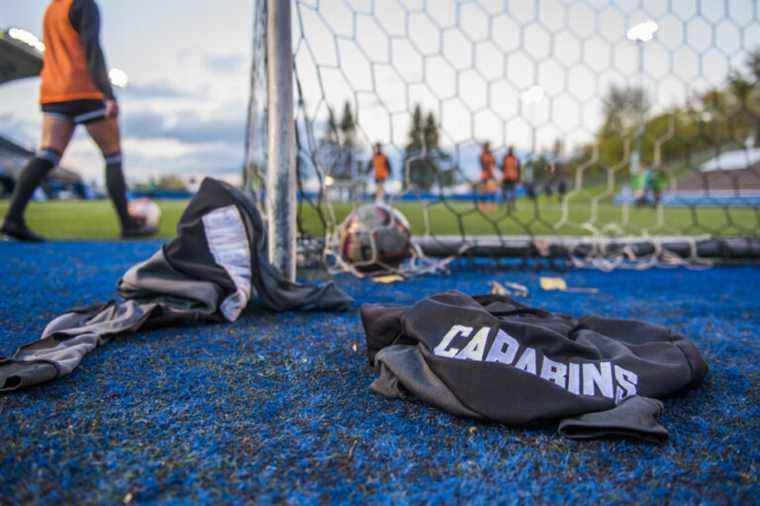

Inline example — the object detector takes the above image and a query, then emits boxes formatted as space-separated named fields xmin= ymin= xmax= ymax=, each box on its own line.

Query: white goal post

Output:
xmin=245 ymin=0 xmax=298 ymax=281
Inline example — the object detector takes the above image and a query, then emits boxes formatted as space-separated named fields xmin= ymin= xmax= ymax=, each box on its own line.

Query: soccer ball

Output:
xmin=128 ymin=198 xmax=161 ymax=229
xmin=338 ymin=203 xmax=412 ymax=272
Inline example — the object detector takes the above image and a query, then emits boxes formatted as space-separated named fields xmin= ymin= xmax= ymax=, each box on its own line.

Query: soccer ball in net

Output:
xmin=128 ymin=198 xmax=162 ymax=229
xmin=338 ymin=203 xmax=412 ymax=272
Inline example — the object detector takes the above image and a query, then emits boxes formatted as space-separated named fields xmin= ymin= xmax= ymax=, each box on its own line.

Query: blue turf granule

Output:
xmin=0 ymin=241 xmax=757 ymax=504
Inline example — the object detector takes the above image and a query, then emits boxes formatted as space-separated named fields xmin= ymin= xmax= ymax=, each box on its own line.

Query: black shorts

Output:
xmin=502 ymin=180 xmax=517 ymax=190
xmin=41 ymin=99 xmax=107 ymax=125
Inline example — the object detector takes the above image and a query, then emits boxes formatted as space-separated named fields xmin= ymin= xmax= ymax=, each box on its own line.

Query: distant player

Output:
xmin=501 ymin=146 xmax=521 ymax=209
xmin=650 ymin=167 xmax=668 ymax=207
xmin=634 ymin=166 xmax=667 ymax=208
xmin=521 ymin=157 xmax=537 ymax=200
xmin=476 ymin=142 xmax=498 ymax=209
xmin=543 ymin=160 xmax=568 ymax=203
xmin=368 ymin=143 xmax=392 ymax=201
xmin=479 ymin=142 xmax=498 ymax=184
xmin=1 ymin=0 xmax=156 ymax=241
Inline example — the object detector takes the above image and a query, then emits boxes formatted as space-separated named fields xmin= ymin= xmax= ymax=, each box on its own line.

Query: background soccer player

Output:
xmin=543 ymin=160 xmax=568 ymax=204
xmin=1 ymin=0 xmax=156 ymax=241
xmin=478 ymin=142 xmax=496 ymax=186
xmin=501 ymin=146 xmax=521 ymax=210
xmin=369 ymin=143 xmax=391 ymax=202
xmin=477 ymin=142 xmax=499 ymax=209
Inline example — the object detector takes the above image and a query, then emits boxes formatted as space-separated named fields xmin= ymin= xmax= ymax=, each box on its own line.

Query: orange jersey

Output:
xmin=480 ymin=151 xmax=496 ymax=181
xmin=372 ymin=153 xmax=390 ymax=181
xmin=502 ymin=154 xmax=521 ymax=182
xmin=40 ymin=0 xmax=103 ymax=104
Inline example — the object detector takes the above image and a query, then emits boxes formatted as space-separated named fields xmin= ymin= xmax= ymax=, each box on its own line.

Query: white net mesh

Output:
xmin=249 ymin=0 xmax=760 ymax=272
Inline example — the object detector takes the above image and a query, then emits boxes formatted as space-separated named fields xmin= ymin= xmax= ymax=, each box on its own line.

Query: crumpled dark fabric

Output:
xmin=361 ymin=291 xmax=708 ymax=441
xmin=0 ymin=178 xmax=352 ymax=392
xmin=558 ymin=396 xmax=669 ymax=443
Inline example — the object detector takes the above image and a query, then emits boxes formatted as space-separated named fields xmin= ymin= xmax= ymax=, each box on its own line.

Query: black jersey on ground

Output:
xmin=361 ymin=291 xmax=708 ymax=441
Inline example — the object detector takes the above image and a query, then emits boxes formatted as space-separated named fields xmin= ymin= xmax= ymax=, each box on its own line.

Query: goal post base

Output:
xmin=414 ymin=235 xmax=760 ymax=261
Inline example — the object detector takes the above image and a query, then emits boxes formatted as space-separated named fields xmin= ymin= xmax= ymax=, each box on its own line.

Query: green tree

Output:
xmin=326 ymin=106 xmax=339 ymax=144
xmin=732 ymin=50 xmax=760 ymax=145
xmin=319 ymin=101 xmax=362 ymax=181
xmin=403 ymin=105 xmax=453 ymax=191
xmin=423 ymin=111 xmax=439 ymax=148
xmin=134 ymin=175 xmax=187 ymax=192
xmin=340 ymin=100 xmax=356 ymax=146
xmin=423 ymin=111 xmax=455 ymax=188
xmin=339 ymin=101 xmax=357 ymax=180
xmin=597 ymin=84 xmax=651 ymax=170
xmin=405 ymin=104 xmax=424 ymax=151
xmin=601 ymin=84 xmax=651 ymax=134
xmin=317 ymin=106 xmax=343 ymax=180
xmin=403 ymin=104 xmax=424 ymax=190
xmin=747 ymin=47 xmax=760 ymax=82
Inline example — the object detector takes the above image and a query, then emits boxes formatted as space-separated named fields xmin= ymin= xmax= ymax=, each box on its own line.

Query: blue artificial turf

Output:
xmin=0 ymin=241 xmax=758 ymax=504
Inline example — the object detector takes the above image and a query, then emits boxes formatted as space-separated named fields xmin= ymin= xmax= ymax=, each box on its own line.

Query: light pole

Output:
xmin=8 ymin=27 xmax=46 ymax=52
xmin=626 ymin=20 xmax=658 ymax=175
xmin=108 ymin=68 xmax=129 ymax=88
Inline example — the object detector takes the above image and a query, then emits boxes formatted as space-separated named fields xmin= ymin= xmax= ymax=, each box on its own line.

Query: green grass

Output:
xmin=1 ymin=196 xmax=756 ymax=240
xmin=0 ymin=199 xmax=186 ymax=239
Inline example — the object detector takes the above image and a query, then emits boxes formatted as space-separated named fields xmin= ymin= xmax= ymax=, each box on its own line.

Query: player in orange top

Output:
xmin=479 ymin=142 xmax=497 ymax=184
xmin=1 ymin=0 xmax=155 ymax=241
xmin=368 ymin=143 xmax=392 ymax=201
xmin=501 ymin=146 xmax=521 ymax=210
xmin=477 ymin=142 xmax=500 ymax=209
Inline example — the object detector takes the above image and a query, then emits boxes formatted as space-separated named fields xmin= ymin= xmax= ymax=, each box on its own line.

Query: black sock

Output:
xmin=104 ymin=152 xmax=132 ymax=229
xmin=4 ymin=149 xmax=60 ymax=224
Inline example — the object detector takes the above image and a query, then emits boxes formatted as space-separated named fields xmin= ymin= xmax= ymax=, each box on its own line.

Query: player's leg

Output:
xmin=525 ymin=182 xmax=536 ymax=200
xmin=544 ymin=182 xmax=553 ymax=199
xmin=375 ymin=178 xmax=385 ymax=202
xmin=1 ymin=114 xmax=76 ymax=241
xmin=84 ymin=117 xmax=128 ymax=228
xmin=557 ymin=180 xmax=567 ymax=204
xmin=85 ymin=117 xmax=155 ymax=237
xmin=502 ymin=181 xmax=513 ymax=210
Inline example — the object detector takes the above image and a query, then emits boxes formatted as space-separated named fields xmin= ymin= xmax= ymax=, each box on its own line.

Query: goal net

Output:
xmin=246 ymin=0 xmax=760 ymax=273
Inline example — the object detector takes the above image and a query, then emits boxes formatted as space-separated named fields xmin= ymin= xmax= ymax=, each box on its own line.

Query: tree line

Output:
xmin=588 ymin=47 xmax=760 ymax=175
xmin=317 ymin=102 xmax=454 ymax=191
xmin=318 ymin=47 xmax=760 ymax=191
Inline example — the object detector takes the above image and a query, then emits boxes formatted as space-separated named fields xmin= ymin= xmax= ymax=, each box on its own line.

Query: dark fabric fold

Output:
xmin=558 ymin=396 xmax=668 ymax=443
xmin=362 ymin=291 xmax=708 ymax=441
xmin=1 ymin=178 xmax=352 ymax=392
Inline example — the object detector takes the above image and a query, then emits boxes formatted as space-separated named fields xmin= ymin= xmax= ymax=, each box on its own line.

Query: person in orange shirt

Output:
xmin=479 ymin=142 xmax=497 ymax=184
xmin=501 ymin=146 xmax=521 ymax=210
xmin=368 ymin=143 xmax=392 ymax=201
xmin=477 ymin=142 xmax=499 ymax=209
xmin=1 ymin=0 xmax=155 ymax=241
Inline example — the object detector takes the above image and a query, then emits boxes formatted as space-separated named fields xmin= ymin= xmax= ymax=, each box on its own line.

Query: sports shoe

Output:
xmin=121 ymin=223 xmax=158 ymax=239
xmin=0 ymin=220 xmax=45 ymax=242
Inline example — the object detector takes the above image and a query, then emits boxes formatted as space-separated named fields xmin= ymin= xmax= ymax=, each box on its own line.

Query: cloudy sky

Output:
xmin=1 ymin=0 xmax=758 ymax=184
xmin=1 ymin=0 xmax=252 ymax=184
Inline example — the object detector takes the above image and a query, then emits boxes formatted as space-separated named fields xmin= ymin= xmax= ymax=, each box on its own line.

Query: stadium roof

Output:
xmin=0 ymin=28 xmax=43 ymax=85
xmin=0 ymin=134 xmax=34 ymax=157
xmin=0 ymin=134 xmax=82 ymax=183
